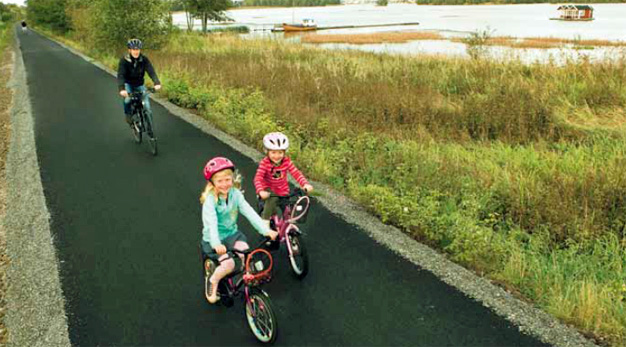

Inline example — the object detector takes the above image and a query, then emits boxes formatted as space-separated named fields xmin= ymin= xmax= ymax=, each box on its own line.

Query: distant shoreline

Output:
xmin=170 ymin=2 xmax=620 ymax=14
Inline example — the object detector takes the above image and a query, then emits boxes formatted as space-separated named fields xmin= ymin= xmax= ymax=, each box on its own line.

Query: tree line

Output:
xmin=0 ymin=3 xmax=23 ymax=24
xmin=26 ymin=0 xmax=235 ymax=53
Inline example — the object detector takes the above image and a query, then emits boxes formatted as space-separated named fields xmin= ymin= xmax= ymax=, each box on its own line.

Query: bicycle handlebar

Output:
xmin=265 ymin=187 xmax=308 ymax=199
xmin=128 ymin=87 xmax=156 ymax=96
xmin=230 ymin=237 xmax=273 ymax=257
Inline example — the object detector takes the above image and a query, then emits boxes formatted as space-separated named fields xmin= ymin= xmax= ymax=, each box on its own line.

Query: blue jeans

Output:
xmin=123 ymin=84 xmax=151 ymax=116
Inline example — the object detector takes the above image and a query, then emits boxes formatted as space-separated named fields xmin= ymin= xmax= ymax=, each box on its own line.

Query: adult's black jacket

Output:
xmin=117 ymin=53 xmax=160 ymax=91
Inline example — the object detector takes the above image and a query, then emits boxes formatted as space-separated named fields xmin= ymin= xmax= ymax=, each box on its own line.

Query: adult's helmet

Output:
xmin=127 ymin=38 xmax=143 ymax=49
xmin=263 ymin=132 xmax=289 ymax=151
xmin=203 ymin=157 xmax=235 ymax=181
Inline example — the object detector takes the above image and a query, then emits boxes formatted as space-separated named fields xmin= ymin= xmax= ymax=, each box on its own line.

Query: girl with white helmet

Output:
xmin=254 ymin=132 xmax=314 ymax=228
xmin=200 ymin=156 xmax=278 ymax=304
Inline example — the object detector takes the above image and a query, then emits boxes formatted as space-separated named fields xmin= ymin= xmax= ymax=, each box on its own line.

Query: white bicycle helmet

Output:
xmin=263 ymin=132 xmax=289 ymax=151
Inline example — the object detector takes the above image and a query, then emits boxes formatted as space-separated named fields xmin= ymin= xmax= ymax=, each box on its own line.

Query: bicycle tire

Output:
xmin=245 ymin=289 xmax=278 ymax=344
xmin=131 ymin=112 xmax=142 ymax=144
xmin=285 ymin=227 xmax=309 ymax=279
xmin=143 ymin=110 xmax=158 ymax=156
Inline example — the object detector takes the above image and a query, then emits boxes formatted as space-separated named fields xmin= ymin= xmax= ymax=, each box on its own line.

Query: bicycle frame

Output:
xmin=128 ymin=89 xmax=157 ymax=155
xmin=129 ymin=91 xmax=149 ymax=124
xmin=214 ymin=241 xmax=273 ymax=305
xmin=269 ymin=191 xmax=310 ymax=242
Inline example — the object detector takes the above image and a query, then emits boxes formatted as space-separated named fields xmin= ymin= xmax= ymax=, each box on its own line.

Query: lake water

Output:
xmin=171 ymin=4 xmax=626 ymax=63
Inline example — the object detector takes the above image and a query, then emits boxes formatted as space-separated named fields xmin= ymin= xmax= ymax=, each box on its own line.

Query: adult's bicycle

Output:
xmin=128 ymin=89 xmax=157 ymax=155
xmin=203 ymin=239 xmax=278 ymax=344
xmin=260 ymin=188 xmax=311 ymax=279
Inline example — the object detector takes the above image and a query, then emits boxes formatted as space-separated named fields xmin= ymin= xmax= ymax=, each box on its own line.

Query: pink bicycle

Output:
xmin=261 ymin=188 xmax=311 ymax=279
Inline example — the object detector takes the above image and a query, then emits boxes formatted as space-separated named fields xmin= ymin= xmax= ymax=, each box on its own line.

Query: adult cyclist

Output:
xmin=117 ymin=39 xmax=162 ymax=126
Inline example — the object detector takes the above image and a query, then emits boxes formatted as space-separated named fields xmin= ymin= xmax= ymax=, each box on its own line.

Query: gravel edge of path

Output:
xmin=3 ymin=28 xmax=71 ymax=347
xmin=37 ymin=30 xmax=597 ymax=347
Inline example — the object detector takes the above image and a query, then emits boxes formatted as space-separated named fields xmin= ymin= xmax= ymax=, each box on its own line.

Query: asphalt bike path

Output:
xmin=19 ymin=30 xmax=546 ymax=346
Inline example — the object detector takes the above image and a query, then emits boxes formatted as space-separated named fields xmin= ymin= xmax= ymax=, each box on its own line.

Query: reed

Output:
xmin=152 ymin=34 xmax=626 ymax=144
xmin=301 ymin=31 xmax=443 ymax=44
xmin=452 ymin=36 xmax=626 ymax=49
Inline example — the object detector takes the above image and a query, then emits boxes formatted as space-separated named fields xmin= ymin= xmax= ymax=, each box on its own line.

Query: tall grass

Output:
xmin=154 ymin=33 xmax=626 ymax=145
xmin=451 ymin=36 xmax=626 ymax=49
xmin=301 ymin=31 xmax=443 ymax=44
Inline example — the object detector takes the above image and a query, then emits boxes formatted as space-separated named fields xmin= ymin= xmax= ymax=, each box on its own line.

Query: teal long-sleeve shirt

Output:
xmin=202 ymin=188 xmax=268 ymax=248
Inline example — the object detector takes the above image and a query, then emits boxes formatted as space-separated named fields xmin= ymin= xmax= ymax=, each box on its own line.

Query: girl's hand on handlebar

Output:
xmin=267 ymin=230 xmax=278 ymax=241
xmin=154 ymin=84 xmax=162 ymax=91
xmin=214 ymin=245 xmax=227 ymax=255
xmin=120 ymin=90 xmax=129 ymax=98
xmin=259 ymin=191 xmax=270 ymax=200
xmin=303 ymin=184 xmax=313 ymax=193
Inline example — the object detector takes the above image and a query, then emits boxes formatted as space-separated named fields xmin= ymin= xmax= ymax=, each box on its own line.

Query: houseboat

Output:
xmin=551 ymin=5 xmax=594 ymax=21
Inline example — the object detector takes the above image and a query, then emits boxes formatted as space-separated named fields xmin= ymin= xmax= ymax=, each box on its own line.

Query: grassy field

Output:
xmin=52 ymin=29 xmax=626 ymax=345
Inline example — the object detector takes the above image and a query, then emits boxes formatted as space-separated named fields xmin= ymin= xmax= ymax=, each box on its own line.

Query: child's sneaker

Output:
xmin=204 ymin=260 xmax=219 ymax=304
xmin=205 ymin=281 xmax=219 ymax=304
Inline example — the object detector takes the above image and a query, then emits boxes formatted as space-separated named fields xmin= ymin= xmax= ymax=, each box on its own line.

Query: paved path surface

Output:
xmin=19 ymin=30 xmax=547 ymax=346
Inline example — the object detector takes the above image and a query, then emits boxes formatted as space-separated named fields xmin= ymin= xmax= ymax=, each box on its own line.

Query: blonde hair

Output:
xmin=199 ymin=169 xmax=242 ymax=204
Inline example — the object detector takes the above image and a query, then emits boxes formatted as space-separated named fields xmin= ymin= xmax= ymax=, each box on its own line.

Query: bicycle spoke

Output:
xmin=245 ymin=292 xmax=276 ymax=343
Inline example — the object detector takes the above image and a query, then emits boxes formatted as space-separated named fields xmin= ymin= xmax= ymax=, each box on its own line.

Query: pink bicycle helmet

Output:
xmin=263 ymin=132 xmax=289 ymax=151
xmin=203 ymin=157 xmax=235 ymax=181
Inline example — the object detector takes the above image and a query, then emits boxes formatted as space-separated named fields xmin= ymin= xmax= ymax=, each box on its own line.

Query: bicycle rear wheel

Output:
xmin=286 ymin=227 xmax=309 ymax=279
xmin=245 ymin=289 xmax=277 ymax=344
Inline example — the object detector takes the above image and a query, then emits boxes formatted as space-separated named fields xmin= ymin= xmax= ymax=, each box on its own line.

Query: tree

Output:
xmin=65 ymin=0 xmax=95 ymax=46
xmin=0 ymin=3 xmax=14 ymax=23
xmin=26 ymin=0 xmax=70 ymax=32
xmin=172 ymin=0 xmax=195 ymax=32
xmin=186 ymin=0 xmax=232 ymax=33
xmin=89 ymin=0 xmax=172 ymax=52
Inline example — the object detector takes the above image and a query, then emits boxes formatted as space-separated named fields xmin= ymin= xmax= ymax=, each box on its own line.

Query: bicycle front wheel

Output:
xmin=143 ymin=110 xmax=157 ymax=155
xmin=131 ymin=114 xmax=142 ymax=144
xmin=245 ymin=289 xmax=277 ymax=344
xmin=286 ymin=227 xmax=309 ymax=279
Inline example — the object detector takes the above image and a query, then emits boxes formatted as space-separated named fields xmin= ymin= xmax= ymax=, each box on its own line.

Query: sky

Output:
xmin=1 ymin=0 xmax=25 ymax=6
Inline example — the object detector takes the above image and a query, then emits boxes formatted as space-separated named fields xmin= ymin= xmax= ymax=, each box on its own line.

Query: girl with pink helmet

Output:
xmin=200 ymin=156 xmax=278 ymax=304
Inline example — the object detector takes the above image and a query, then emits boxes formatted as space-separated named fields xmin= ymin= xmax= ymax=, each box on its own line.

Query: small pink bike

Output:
xmin=261 ymin=188 xmax=311 ymax=279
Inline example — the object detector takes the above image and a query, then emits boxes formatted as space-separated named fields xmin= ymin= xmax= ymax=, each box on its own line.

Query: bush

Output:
xmin=28 ymin=0 xmax=70 ymax=32
xmin=89 ymin=0 xmax=172 ymax=53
